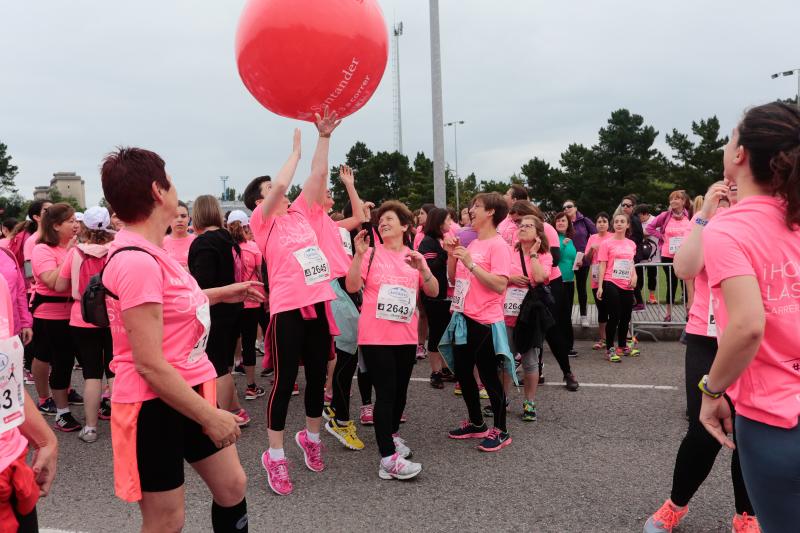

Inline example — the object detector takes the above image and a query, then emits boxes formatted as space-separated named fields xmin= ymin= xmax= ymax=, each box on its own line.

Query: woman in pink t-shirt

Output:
xmin=596 ymin=213 xmax=638 ymax=361
xmin=650 ymin=190 xmax=693 ymax=321
xmin=247 ymin=111 xmax=341 ymax=496
xmin=100 ymin=147 xmax=259 ymax=530
xmin=584 ymin=212 xmax=612 ymax=350
xmin=30 ymin=203 xmax=81 ymax=430
xmin=444 ymin=192 xmax=513 ymax=451
xmin=347 ymin=201 xmax=439 ymax=480
xmin=698 ymin=102 xmax=800 ymax=531
xmin=162 ymin=200 xmax=195 ymax=270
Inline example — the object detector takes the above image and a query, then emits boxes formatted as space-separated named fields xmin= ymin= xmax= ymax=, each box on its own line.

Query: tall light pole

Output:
xmin=220 ymin=175 xmax=229 ymax=200
xmin=391 ymin=22 xmax=404 ymax=154
xmin=445 ymin=120 xmax=465 ymax=212
xmin=429 ymin=0 xmax=446 ymax=207
xmin=771 ymin=68 xmax=800 ymax=109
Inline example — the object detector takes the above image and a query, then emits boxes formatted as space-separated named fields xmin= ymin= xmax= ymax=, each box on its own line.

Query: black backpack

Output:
xmin=513 ymin=248 xmax=556 ymax=354
xmin=81 ymin=246 xmax=156 ymax=327
xmin=636 ymin=239 xmax=657 ymax=263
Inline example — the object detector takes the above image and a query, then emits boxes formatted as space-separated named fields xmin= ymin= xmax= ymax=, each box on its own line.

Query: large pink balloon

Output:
xmin=236 ymin=0 xmax=389 ymax=121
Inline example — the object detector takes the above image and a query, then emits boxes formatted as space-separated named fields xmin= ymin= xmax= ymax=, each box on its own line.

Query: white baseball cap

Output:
xmin=75 ymin=212 xmax=85 ymax=222
xmin=227 ymin=210 xmax=250 ymax=226
xmin=83 ymin=206 xmax=112 ymax=231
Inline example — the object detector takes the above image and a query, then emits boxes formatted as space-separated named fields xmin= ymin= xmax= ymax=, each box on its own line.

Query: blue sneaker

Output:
xmin=477 ymin=428 xmax=512 ymax=452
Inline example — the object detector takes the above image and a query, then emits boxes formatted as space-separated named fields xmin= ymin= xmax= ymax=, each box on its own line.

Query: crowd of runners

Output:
xmin=0 ymin=102 xmax=798 ymax=532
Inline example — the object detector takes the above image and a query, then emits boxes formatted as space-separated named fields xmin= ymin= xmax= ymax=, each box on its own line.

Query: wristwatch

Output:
xmin=530 ymin=253 xmax=539 ymax=259
xmin=695 ymin=217 xmax=709 ymax=227
xmin=468 ymin=263 xmax=477 ymax=273
xmin=698 ymin=375 xmax=723 ymax=399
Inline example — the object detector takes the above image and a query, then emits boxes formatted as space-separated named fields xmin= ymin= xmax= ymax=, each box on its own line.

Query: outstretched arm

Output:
xmin=261 ymin=129 xmax=301 ymax=219
xmin=336 ymin=165 xmax=366 ymax=230
xmin=306 ymin=107 xmax=342 ymax=206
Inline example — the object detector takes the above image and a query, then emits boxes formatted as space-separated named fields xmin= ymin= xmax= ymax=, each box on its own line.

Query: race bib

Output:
xmin=376 ymin=284 xmax=416 ymax=323
xmin=612 ymin=259 xmax=632 ymax=280
xmin=339 ymin=227 xmax=353 ymax=257
xmin=450 ymin=278 xmax=470 ymax=313
xmin=504 ymin=287 xmax=528 ymax=317
xmin=188 ymin=302 xmax=211 ymax=363
xmin=707 ymin=293 xmax=717 ymax=337
xmin=0 ymin=335 xmax=25 ymax=434
xmin=293 ymin=245 xmax=330 ymax=285
xmin=669 ymin=236 xmax=684 ymax=255
xmin=591 ymin=264 xmax=599 ymax=284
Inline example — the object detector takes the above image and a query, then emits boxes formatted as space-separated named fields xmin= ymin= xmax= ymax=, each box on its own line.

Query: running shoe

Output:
xmin=292 ymin=383 xmax=299 ymax=396
xmin=295 ymin=429 xmax=325 ymax=472
xmin=478 ymin=386 xmax=489 ymax=400
xmin=482 ymin=401 xmax=508 ymax=418
xmin=731 ymin=513 xmax=761 ymax=533
xmin=378 ymin=453 xmax=422 ymax=481
xmin=580 ymin=315 xmax=590 ymax=327
xmin=440 ymin=368 xmax=456 ymax=382
xmin=429 ymin=371 xmax=444 ymax=389
xmin=98 ymin=398 xmax=112 ymax=421
xmin=54 ymin=412 xmax=82 ymax=432
xmin=78 ymin=427 xmax=98 ymax=443
xmin=564 ymin=373 xmax=579 ymax=391
xmin=73 ymin=362 xmax=82 ymax=371
xmin=68 ymin=389 xmax=84 ymax=405
xmin=359 ymin=404 xmax=374 ymax=425
xmin=245 ymin=385 xmax=266 ymax=400
xmin=255 ymin=340 xmax=265 ymax=354
xmin=415 ymin=344 xmax=427 ymax=359
xmin=232 ymin=365 xmax=246 ymax=376
xmin=454 ymin=382 xmax=462 ymax=396
xmin=400 ymin=411 xmax=407 ymax=423
xmin=261 ymin=453 xmax=293 ymax=496
xmin=24 ymin=370 xmax=34 ymax=385
xmin=623 ymin=346 xmax=640 ymax=357
xmin=322 ymin=405 xmax=336 ymax=422
xmin=448 ymin=420 xmax=489 ymax=439
xmin=325 ymin=419 xmax=364 ymax=450
xmin=648 ymin=292 xmax=658 ymax=304
xmin=633 ymin=303 xmax=646 ymax=311
xmin=323 ymin=391 xmax=333 ymax=406
xmin=521 ymin=400 xmax=537 ymax=422
xmin=477 ymin=428 xmax=512 ymax=452
xmin=538 ymin=373 xmax=545 ymax=385
xmin=568 ymin=349 xmax=578 ymax=358
xmin=38 ymin=397 xmax=56 ymax=416
xmin=392 ymin=434 xmax=412 ymax=458
xmin=232 ymin=408 xmax=251 ymax=427
xmin=643 ymin=499 xmax=688 ymax=533
xmin=592 ymin=340 xmax=605 ymax=350
xmin=260 ymin=367 xmax=273 ymax=377
xmin=679 ymin=329 xmax=688 ymax=345
xmin=606 ymin=348 xmax=622 ymax=363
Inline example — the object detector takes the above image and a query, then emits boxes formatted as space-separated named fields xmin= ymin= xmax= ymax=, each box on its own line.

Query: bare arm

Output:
xmin=674 ymin=182 xmax=729 ymax=280
xmin=261 ymin=129 xmax=301 ymax=219
xmin=453 ymin=246 xmax=507 ymax=294
xmin=305 ymin=108 xmax=342 ymax=206
xmin=335 ymin=165 xmax=365 ymax=230
xmin=527 ymin=255 xmax=548 ymax=284
xmin=53 ymin=275 xmax=69 ymax=293
xmin=203 ymin=281 xmax=265 ymax=306
xmin=346 ymin=230 xmax=370 ymax=293
xmin=20 ymin=390 xmax=58 ymax=496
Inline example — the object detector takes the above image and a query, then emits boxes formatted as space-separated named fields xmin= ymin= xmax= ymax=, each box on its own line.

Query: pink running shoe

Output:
xmin=292 ymin=383 xmax=300 ymax=396
xmin=295 ymin=429 xmax=325 ymax=472
xmin=261 ymin=452 xmax=293 ymax=496
xmin=732 ymin=513 xmax=761 ymax=533
xmin=323 ymin=391 xmax=333 ymax=406
xmin=232 ymin=408 xmax=251 ymax=427
xmin=400 ymin=411 xmax=408 ymax=423
xmin=360 ymin=404 xmax=374 ymax=425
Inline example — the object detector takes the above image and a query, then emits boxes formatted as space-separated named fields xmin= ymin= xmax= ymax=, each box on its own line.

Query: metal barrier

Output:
xmin=630 ymin=261 xmax=688 ymax=342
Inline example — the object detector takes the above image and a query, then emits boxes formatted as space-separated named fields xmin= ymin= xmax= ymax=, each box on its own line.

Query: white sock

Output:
xmin=84 ymin=425 xmax=96 ymax=433
xmin=381 ymin=455 xmax=396 ymax=467
xmin=306 ymin=431 xmax=320 ymax=443
xmin=268 ymin=448 xmax=285 ymax=460
xmin=57 ymin=408 xmax=70 ymax=416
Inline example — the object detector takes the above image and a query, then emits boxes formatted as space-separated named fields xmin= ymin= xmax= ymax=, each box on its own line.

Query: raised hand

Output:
xmin=340 ymin=164 xmax=355 ymax=186
xmin=314 ymin=106 xmax=342 ymax=137
xmin=404 ymin=250 xmax=427 ymax=272
xmin=443 ymin=235 xmax=459 ymax=254
xmin=700 ymin=181 xmax=729 ymax=219
xmin=531 ymin=237 xmax=542 ymax=254
xmin=353 ymin=229 xmax=370 ymax=256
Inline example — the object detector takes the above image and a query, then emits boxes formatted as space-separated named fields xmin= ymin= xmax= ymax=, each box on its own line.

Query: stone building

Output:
xmin=32 ymin=172 xmax=87 ymax=208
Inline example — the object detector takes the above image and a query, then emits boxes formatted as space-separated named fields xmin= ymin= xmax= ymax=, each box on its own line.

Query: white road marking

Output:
xmin=407 ymin=376 xmax=677 ymax=390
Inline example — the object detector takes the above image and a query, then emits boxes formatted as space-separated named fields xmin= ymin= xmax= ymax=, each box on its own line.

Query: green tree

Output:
xmin=665 ymin=116 xmax=727 ymax=197
xmin=0 ymin=193 xmax=28 ymax=220
xmin=220 ymin=187 xmax=236 ymax=201
xmin=287 ymin=184 xmax=302 ymax=202
xmin=48 ymin=187 xmax=82 ymax=211
xmin=0 ymin=142 xmax=19 ymax=193
xmin=522 ymin=157 xmax=566 ymax=212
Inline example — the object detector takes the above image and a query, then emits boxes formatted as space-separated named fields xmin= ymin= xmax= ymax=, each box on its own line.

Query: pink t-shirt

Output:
xmin=162 ymin=234 xmax=195 ymax=269
xmin=31 ymin=243 xmax=72 ymax=320
xmin=239 ymin=240 xmax=266 ymax=309
xmin=504 ymin=248 xmax=553 ymax=327
xmin=704 ymin=195 xmax=800 ymax=429
xmin=661 ymin=215 xmax=692 ymax=259
xmin=318 ymin=212 xmax=352 ymax=279
xmin=357 ymin=244 xmax=424 ymax=345
xmin=497 ymin=216 xmax=517 ymax=247
xmin=413 ymin=227 xmax=424 ymax=250
xmin=452 ymin=234 xmax=511 ymax=324
xmin=543 ymin=222 xmax=562 ymax=282
xmin=685 ymin=213 xmax=723 ymax=337
xmin=250 ymin=194 xmax=335 ymax=315
xmin=22 ymin=235 xmax=36 ymax=262
xmin=0 ymin=274 xmax=27 ymax=473
xmin=104 ymin=229 xmax=217 ymax=404
xmin=598 ymin=237 xmax=637 ymax=290
xmin=57 ymin=246 xmax=111 ymax=329
xmin=585 ymin=232 xmax=613 ymax=289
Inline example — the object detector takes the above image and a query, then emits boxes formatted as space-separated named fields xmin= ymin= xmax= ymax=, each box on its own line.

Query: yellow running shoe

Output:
xmin=325 ymin=419 xmax=365 ymax=450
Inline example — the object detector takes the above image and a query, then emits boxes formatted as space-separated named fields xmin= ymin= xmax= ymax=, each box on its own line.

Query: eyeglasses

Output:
xmin=562 ymin=204 xmax=574 ymax=209
xmin=518 ymin=224 xmax=536 ymax=229
xmin=621 ymin=203 xmax=633 ymax=208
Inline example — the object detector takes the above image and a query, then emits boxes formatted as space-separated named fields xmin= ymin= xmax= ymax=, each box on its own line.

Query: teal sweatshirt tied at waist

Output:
xmin=438 ymin=312 xmax=518 ymax=386
xmin=329 ymin=279 xmax=359 ymax=355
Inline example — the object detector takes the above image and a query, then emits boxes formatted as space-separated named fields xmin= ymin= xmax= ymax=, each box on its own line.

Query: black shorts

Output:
xmin=423 ymin=298 xmax=451 ymax=353
xmin=136 ymin=391 xmax=220 ymax=493
xmin=206 ymin=316 xmax=240 ymax=378
xmin=71 ymin=326 xmax=114 ymax=380
xmin=32 ymin=317 xmax=73 ymax=364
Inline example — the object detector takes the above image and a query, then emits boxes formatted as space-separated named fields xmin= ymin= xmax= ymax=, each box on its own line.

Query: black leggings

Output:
xmin=575 ymin=265 xmax=590 ymax=316
xmin=33 ymin=317 xmax=75 ymax=390
xmin=661 ymin=257 xmax=684 ymax=305
xmin=266 ymin=303 xmax=331 ymax=431
xmin=239 ymin=307 xmax=266 ymax=367
xmin=602 ymin=281 xmax=633 ymax=349
xmin=670 ymin=334 xmax=753 ymax=514
xmin=423 ymin=299 xmax=451 ymax=353
xmin=360 ymin=345 xmax=416 ymax=457
xmin=544 ymin=277 xmax=572 ymax=376
xmin=71 ymin=326 xmax=114 ymax=380
xmin=330 ymin=347 xmax=358 ymax=421
xmin=358 ymin=367 xmax=373 ymax=405
xmin=592 ymin=288 xmax=608 ymax=324
xmin=206 ymin=315 xmax=240 ymax=378
xmin=558 ymin=280 xmax=575 ymax=351
xmin=454 ymin=315 xmax=507 ymax=432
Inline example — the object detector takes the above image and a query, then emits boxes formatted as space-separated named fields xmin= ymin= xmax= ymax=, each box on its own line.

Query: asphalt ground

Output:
xmin=32 ymin=339 xmax=742 ymax=532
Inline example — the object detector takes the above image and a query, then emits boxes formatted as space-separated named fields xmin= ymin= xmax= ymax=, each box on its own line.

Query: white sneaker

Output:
xmin=378 ymin=453 xmax=422 ymax=480
xmin=580 ymin=315 xmax=590 ymax=327
xmin=78 ymin=427 xmax=97 ymax=443
xmin=392 ymin=434 xmax=412 ymax=459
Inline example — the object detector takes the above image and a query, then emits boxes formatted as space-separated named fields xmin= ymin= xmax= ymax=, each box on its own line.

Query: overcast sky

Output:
xmin=2 ymin=0 xmax=798 ymax=207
